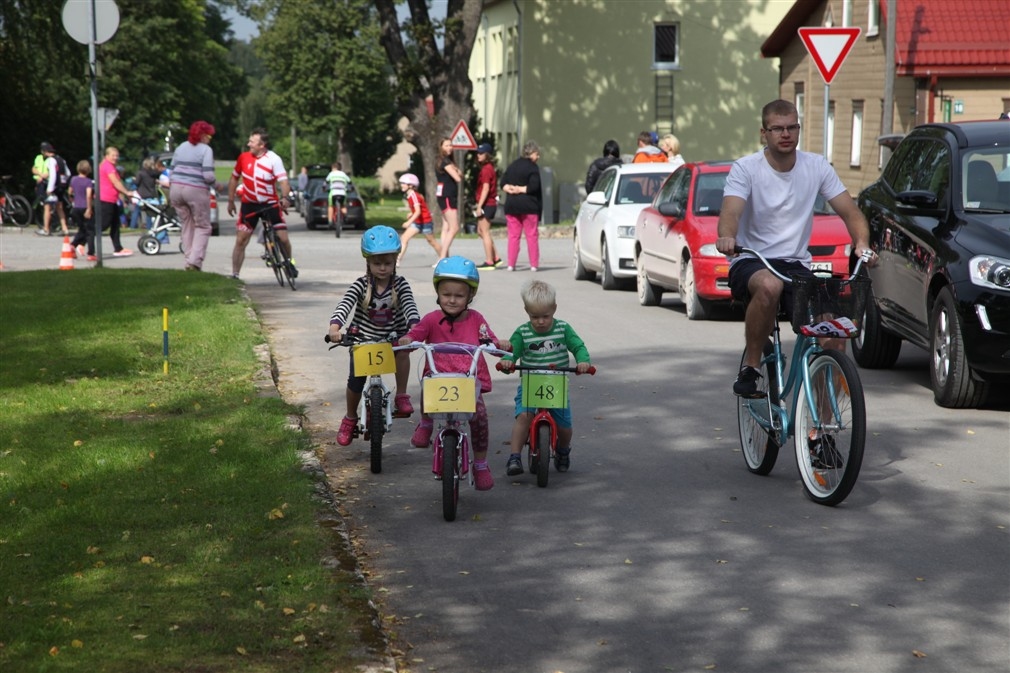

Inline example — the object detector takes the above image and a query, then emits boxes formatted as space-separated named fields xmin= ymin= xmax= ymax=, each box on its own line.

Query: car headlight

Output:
xmin=699 ymin=243 xmax=721 ymax=256
xmin=617 ymin=225 xmax=636 ymax=239
xmin=969 ymin=255 xmax=1010 ymax=290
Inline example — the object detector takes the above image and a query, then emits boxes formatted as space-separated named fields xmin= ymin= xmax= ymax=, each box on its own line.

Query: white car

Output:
xmin=573 ymin=162 xmax=675 ymax=290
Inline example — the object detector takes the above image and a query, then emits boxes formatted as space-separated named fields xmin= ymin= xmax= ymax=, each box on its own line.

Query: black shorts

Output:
xmin=329 ymin=194 xmax=345 ymax=207
xmin=728 ymin=257 xmax=813 ymax=314
xmin=477 ymin=205 xmax=497 ymax=221
xmin=436 ymin=195 xmax=456 ymax=212
xmin=237 ymin=201 xmax=285 ymax=232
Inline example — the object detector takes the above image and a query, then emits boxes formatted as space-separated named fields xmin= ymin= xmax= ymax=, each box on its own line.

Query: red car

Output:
xmin=635 ymin=161 xmax=853 ymax=320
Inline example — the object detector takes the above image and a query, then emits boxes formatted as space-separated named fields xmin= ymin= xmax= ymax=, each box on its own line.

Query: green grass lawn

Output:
xmin=0 ymin=270 xmax=379 ymax=672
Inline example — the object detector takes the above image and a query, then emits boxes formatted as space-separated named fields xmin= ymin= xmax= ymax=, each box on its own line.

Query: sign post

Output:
xmin=798 ymin=27 xmax=861 ymax=157
xmin=449 ymin=120 xmax=478 ymax=229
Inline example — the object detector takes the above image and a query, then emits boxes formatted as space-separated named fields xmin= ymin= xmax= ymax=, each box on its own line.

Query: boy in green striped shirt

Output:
xmin=499 ymin=280 xmax=592 ymax=475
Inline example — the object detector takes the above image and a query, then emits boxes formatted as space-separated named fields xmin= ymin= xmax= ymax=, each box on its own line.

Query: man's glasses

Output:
xmin=764 ymin=124 xmax=801 ymax=135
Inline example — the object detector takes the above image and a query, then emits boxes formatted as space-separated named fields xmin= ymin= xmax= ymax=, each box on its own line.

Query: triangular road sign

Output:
xmin=798 ymin=27 xmax=861 ymax=85
xmin=449 ymin=120 xmax=478 ymax=150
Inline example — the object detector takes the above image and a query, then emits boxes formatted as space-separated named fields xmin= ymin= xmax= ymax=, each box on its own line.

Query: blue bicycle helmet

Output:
xmin=433 ymin=256 xmax=480 ymax=294
xmin=361 ymin=225 xmax=401 ymax=258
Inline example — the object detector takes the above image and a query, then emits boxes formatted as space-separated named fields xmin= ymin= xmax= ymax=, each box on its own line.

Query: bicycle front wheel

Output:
xmin=737 ymin=341 xmax=780 ymax=475
xmin=9 ymin=194 xmax=32 ymax=226
xmin=367 ymin=387 xmax=385 ymax=474
xmin=793 ymin=350 xmax=866 ymax=506
xmin=534 ymin=422 xmax=551 ymax=487
xmin=441 ymin=432 xmax=460 ymax=522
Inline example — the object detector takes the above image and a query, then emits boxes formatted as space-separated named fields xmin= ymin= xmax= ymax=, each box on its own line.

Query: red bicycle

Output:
xmin=496 ymin=363 xmax=596 ymax=487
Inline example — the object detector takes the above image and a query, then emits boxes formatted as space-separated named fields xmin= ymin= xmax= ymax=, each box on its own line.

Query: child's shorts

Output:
xmin=513 ymin=384 xmax=572 ymax=429
xmin=410 ymin=221 xmax=434 ymax=235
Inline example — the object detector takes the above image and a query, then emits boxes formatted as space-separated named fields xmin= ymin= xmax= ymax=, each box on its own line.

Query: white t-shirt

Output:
xmin=724 ymin=149 xmax=847 ymax=265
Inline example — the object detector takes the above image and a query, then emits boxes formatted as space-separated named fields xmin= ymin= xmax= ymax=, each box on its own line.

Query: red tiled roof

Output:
xmin=762 ymin=0 xmax=1010 ymax=76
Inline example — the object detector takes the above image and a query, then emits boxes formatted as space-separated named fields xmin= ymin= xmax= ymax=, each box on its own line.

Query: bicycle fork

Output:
xmin=528 ymin=411 xmax=557 ymax=461
xmin=432 ymin=425 xmax=471 ymax=483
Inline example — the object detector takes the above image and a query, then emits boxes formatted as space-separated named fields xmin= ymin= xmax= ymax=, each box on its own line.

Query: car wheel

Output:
xmin=851 ymin=290 xmax=901 ymax=368
xmin=929 ymin=286 xmax=988 ymax=408
xmin=680 ymin=258 xmax=709 ymax=320
xmin=636 ymin=254 xmax=662 ymax=306
xmin=600 ymin=238 xmax=620 ymax=291
xmin=573 ymin=230 xmax=596 ymax=281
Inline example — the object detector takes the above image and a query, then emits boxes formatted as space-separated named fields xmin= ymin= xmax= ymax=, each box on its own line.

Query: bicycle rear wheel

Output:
xmin=367 ymin=387 xmax=384 ymax=474
xmin=7 ymin=194 xmax=32 ymax=226
xmin=441 ymin=432 xmax=460 ymax=522
xmin=737 ymin=341 xmax=780 ymax=475
xmin=793 ymin=350 xmax=865 ymax=506
xmin=534 ymin=422 xmax=551 ymax=487
xmin=333 ymin=206 xmax=343 ymax=238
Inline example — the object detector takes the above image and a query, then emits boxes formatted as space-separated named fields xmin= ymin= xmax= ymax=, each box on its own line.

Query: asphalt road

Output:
xmin=4 ymin=217 xmax=1008 ymax=673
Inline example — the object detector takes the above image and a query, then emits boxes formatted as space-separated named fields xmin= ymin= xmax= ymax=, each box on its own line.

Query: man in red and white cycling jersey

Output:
xmin=227 ymin=128 xmax=294 ymax=278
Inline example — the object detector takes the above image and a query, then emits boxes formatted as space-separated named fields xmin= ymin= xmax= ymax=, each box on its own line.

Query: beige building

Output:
xmin=761 ymin=0 xmax=1010 ymax=194
xmin=471 ymin=0 xmax=794 ymax=220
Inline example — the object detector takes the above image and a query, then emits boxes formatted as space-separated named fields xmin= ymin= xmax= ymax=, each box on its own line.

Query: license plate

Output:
xmin=810 ymin=262 xmax=833 ymax=272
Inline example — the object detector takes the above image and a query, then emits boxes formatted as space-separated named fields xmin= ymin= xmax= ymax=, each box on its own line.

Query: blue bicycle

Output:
xmin=736 ymin=247 xmax=873 ymax=506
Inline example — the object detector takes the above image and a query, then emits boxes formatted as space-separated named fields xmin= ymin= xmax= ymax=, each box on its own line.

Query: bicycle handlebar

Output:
xmin=324 ymin=326 xmax=403 ymax=350
xmin=733 ymin=246 xmax=873 ymax=284
xmin=496 ymin=362 xmax=597 ymax=375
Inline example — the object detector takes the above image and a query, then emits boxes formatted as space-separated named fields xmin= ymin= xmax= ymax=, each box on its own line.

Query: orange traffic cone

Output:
xmin=59 ymin=236 xmax=75 ymax=270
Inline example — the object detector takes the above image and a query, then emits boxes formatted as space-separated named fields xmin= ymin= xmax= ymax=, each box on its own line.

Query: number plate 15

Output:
xmin=422 ymin=376 xmax=476 ymax=414
xmin=353 ymin=343 xmax=396 ymax=376
xmin=521 ymin=371 xmax=568 ymax=409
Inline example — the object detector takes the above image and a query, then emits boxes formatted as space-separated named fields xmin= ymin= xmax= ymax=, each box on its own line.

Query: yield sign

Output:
xmin=798 ymin=27 xmax=861 ymax=84
xmin=449 ymin=120 xmax=477 ymax=150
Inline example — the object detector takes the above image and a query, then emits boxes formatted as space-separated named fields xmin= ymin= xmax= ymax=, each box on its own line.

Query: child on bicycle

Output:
xmin=396 ymin=173 xmax=440 ymax=265
xmin=397 ymin=256 xmax=511 ymax=491
xmin=329 ymin=226 xmax=420 ymax=447
xmin=498 ymin=279 xmax=591 ymax=475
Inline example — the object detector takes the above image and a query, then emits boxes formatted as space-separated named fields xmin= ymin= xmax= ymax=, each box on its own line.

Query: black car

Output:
xmin=301 ymin=177 xmax=366 ymax=230
xmin=855 ymin=120 xmax=1010 ymax=407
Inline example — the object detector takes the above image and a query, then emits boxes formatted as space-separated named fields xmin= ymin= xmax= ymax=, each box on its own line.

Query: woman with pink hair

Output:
xmin=170 ymin=120 xmax=216 ymax=271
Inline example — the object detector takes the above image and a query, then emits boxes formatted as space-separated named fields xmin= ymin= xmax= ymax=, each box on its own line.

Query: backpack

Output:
xmin=53 ymin=155 xmax=71 ymax=191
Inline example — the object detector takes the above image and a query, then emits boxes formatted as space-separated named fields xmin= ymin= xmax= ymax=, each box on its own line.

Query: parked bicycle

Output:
xmin=405 ymin=340 xmax=509 ymax=521
xmin=496 ymin=363 xmax=596 ymax=487
xmin=0 ymin=176 xmax=34 ymax=227
xmin=325 ymin=327 xmax=411 ymax=474
xmin=735 ymin=246 xmax=873 ymax=506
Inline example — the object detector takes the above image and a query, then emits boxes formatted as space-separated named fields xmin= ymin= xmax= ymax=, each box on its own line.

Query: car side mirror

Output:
xmin=586 ymin=191 xmax=607 ymax=206
xmin=894 ymin=190 xmax=940 ymax=210
xmin=658 ymin=201 xmax=684 ymax=218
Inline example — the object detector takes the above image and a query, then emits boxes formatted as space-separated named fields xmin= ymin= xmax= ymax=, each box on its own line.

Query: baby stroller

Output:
xmin=136 ymin=198 xmax=183 ymax=255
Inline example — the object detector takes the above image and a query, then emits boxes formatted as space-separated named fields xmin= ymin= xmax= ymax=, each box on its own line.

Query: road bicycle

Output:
xmin=406 ymin=340 xmax=509 ymax=521
xmin=735 ymin=246 xmax=873 ymax=506
xmin=252 ymin=202 xmax=297 ymax=290
xmin=0 ymin=176 xmax=33 ymax=227
xmin=496 ymin=363 xmax=596 ymax=487
xmin=331 ymin=193 xmax=345 ymax=239
xmin=326 ymin=327 xmax=411 ymax=474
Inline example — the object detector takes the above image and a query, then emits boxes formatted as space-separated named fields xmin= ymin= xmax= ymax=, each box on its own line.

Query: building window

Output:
xmin=827 ymin=101 xmax=835 ymax=164
xmin=850 ymin=101 xmax=864 ymax=167
xmin=506 ymin=26 xmax=518 ymax=75
xmin=867 ymin=0 xmax=880 ymax=36
xmin=653 ymin=23 xmax=679 ymax=70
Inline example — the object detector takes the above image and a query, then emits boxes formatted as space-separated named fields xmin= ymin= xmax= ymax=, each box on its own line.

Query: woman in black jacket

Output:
xmin=584 ymin=139 xmax=622 ymax=194
xmin=500 ymin=140 xmax=542 ymax=271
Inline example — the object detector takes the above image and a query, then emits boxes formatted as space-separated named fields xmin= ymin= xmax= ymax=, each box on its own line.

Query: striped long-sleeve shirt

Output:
xmin=169 ymin=141 xmax=215 ymax=190
xmin=329 ymin=275 xmax=420 ymax=341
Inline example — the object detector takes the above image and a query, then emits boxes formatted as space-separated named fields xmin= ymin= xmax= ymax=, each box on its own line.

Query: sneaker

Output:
xmin=554 ymin=447 xmax=571 ymax=472
xmin=476 ymin=261 xmax=497 ymax=271
xmin=531 ymin=267 xmax=538 ymax=272
xmin=473 ymin=464 xmax=495 ymax=491
xmin=493 ymin=258 xmax=504 ymax=268
xmin=393 ymin=394 xmax=414 ymax=417
xmin=336 ymin=416 xmax=357 ymax=446
xmin=287 ymin=260 xmax=299 ymax=278
xmin=75 ymin=244 xmax=86 ymax=257
xmin=507 ymin=266 xmax=515 ymax=272
xmin=112 ymin=249 xmax=133 ymax=257
xmin=809 ymin=434 xmax=843 ymax=469
xmin=185 ymin=264 xmax=201 ymax=271
xmin=35 ymin=229 xmax=50 ymax=236
xmin=733 ymin=365 xmax=765 ymax=398
xmin=506 ymin=454 xmax=524 ymax=476
xmin=86 ymin=255 xmax=98 ymax=262
xmin=411 ymin=423 xmax=432 ymax=448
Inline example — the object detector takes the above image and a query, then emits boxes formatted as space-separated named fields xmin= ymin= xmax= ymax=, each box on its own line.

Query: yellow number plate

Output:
xmin=422 ymin=376 xmax=476 ymax=414
xmin=352 ymin=343 xmax=396 ymax=376
xmin=521 ymin=371 xmax=569 ymax=409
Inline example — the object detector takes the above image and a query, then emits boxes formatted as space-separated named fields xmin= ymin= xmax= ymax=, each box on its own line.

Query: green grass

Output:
xmin=0 ymin=270 xmax=377 ymax=672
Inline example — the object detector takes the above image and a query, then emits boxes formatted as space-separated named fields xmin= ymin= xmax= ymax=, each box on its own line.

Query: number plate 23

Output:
xmin=422 ymin=376 xmax=476 ymax=414
xmin=353 ymin=343 xmax=396 ymax=376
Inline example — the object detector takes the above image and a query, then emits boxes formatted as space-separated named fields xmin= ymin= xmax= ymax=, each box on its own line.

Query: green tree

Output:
xmin=374 ymin=0 xmax=482 ymax=207
xmin=252 ymin=0 xmax=397 ymax=177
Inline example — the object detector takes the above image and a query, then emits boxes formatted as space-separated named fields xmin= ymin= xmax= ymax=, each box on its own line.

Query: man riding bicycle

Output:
xmin=714 ymin=99 xmax=875 ymax=398
xmin=326 ymin=162 xmax=351 ymax=228
xmin=227 ymin=128 xmax=295 ymax=279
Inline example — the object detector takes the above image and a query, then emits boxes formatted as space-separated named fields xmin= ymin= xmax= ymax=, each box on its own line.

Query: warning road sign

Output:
xmin=449 ymin=120 xmax=477 ymax=150
xmin=798 ymin=27 xmax=861 ymax=85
